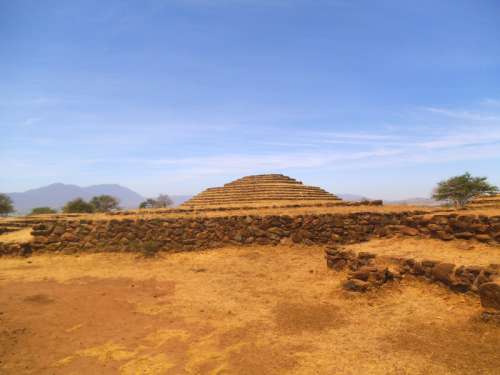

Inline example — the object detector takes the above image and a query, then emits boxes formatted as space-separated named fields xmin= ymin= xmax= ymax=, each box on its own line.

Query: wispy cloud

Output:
xmin=2 ymin=98 xmax=500 ymax=196
xmin=481 ymin=98 xmax=500 ymax=107
xmin=423 ymin=107 xmax=500 ymax=121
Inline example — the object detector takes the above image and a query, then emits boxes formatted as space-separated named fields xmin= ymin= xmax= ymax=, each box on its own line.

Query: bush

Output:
xmin=63 ymin=198 xmax=95 ymax=213
xmin=0 ymin=193 xmax=14 ymax=216
xmin=139 ymin=194 xmax=173 ymax=209
xmin=155 ymin=194 xmax=173 ymax=208
xmin=141 ymin=241 xmax=161 ymax=258
xmin=30 ymin=207 xmax=57 ymax=215
xmin=432 ymin=172 xmax=498 ymax=209
xmin=139 ymin=198 xmax=157 ymax=209
xmin=90 ymin=195 xmax=120 ymax=212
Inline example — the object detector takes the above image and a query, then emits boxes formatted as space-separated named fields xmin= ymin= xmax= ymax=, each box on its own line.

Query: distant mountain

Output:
xmin=7 ymin=183 xmax=146 ymax=214
xmin=338 ymin=193 xmax=440 ymax=206
xmin=385 ymin=197 xmax=440 ymax=206
xmin=337 ymin=193 xmax=370 ymax=202
xmin=170 ymin=195 xmax=192 ymax=206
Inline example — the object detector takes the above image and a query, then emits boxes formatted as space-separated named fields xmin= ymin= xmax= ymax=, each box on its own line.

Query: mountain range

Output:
xmin=6 ymin=183 xmax=191 ymax=214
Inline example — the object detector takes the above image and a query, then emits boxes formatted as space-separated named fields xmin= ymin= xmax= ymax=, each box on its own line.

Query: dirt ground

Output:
xmin=1 ymin=243 xmax=499 ymax=375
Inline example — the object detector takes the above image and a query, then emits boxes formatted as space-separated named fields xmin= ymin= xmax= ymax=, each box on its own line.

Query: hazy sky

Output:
xmin=1 ymin=0 xmax=499 ymax=199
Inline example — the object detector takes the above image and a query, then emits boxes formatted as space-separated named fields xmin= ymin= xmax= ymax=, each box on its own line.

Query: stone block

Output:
xmin=479 ymin=282 xmax=500 ymax=310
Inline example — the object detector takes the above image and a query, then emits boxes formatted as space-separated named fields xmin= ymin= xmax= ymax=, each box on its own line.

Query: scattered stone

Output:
xmin=60 ymin=232 xmax=78 ymax=242
xmin=479 ymin=282 xmax=500 ymax=310
xmin=480 ymin=311 xmax=500 ymax=325
xmin=343 ymin=279 xmax=369 ymax=292
xmin=432 ymin=263 xmax=455 ymax=285
xmin=454 ymin=232 xmax=474 ymax=239
xmin=399 ymin=226 xmax=419 ymax=236
xmin=475 ymin=234 xmax=491 ymax=242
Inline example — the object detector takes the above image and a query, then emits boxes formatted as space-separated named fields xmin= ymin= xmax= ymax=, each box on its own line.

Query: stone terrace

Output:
xmin=181 ymin=174 xmax=342 ymax=208
xmin=470 ymin=194 xmax=500 ymax=209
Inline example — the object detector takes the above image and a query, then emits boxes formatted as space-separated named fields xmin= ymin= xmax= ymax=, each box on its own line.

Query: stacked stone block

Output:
xmin=182 ymin=174 xmax=343 ymax=208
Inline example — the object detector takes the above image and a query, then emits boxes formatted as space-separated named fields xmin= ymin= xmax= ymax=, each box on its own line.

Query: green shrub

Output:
xmin=90 ymin=195 xmax=120 ymax=212
xmin=0 ymin=193 xmax=14 ymax=216
xmin=63 ymin=198 xmax=95 ymax=213
xmin=141 ymin=241 xmax=161 ymax=258
xmin=30 ymin=207 xmax=57 ymax=215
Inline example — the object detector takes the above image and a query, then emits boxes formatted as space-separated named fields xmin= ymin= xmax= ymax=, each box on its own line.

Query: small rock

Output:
xmin=61 ymin=232 xmax=78 ymax=242
xmin=475 ymin=234 xmax=491 ymax=243
xmin=399 ymin=226 xmax=419 ymax=236
xmin=480 ymin=311 xmax=500 ymax=325
xmin=479 ymin=282 xmax=500 ymax=310
xmin=454 ymin=232 xmax=474 ymax=240
xmin=422 ymin=259 xmax=437 ymax=267
xmin=432 ymin=263 xmax=455 ymax=285
xmin=343 ymin=279 xmax=369 ymax=292
xmin=358 ymin=252 xmax=376 ymax=260
xmin=436 ymin=231 xmax=454 ymax=241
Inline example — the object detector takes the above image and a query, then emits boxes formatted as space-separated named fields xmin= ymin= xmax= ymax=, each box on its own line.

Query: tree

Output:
xmin=0 ymin=193 xmax=15 ymax=216
xmin=90 ymin=195 xmax=120 ymax=212
xmin=139 ymin=198 xmax=157 ymax=209
xmin=139 ymin=195 xmax=173 ymax=209
xmin=63 ymin=198 xmax=95 ymax=213
xmin=155 ymin=194 xmax=173 ymax=208
xmin=432 ymin=172 xmax=498 ymax=209
xmin=30 ymin=207 xmax=57 ymax=215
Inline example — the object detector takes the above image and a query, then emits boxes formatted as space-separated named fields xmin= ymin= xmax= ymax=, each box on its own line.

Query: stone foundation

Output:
xmin=325 ymin=246 xmax=500 ymax=317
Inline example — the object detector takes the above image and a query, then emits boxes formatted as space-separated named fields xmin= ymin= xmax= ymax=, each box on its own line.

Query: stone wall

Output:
xmin=325 ymin=246 xmax=500 ymax=320
xmin=23 ymin=212 xmax=500 ymax=255
xmin=325 ymin=246 xmax=498 ymax=294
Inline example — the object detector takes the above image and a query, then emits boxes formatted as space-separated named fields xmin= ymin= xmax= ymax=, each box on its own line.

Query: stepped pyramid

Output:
xmin=182 ymin=174 xmax=342 ymax=208
xmin=469 ymin=194 xmax=500 ymax=208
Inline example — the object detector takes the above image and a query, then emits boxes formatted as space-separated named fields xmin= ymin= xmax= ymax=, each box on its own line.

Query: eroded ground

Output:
xmin=1 ymin=243 xmax=499 ymax=375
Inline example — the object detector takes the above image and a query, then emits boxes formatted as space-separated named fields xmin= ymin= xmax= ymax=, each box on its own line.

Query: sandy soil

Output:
xmin=347 ymin=237 xmax=500 ymax=267
xmin=1 ymin=244 xmax=499 ymax=375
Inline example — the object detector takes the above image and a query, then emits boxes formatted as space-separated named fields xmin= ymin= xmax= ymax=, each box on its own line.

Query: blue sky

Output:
xmin=1 ymin=0 xmax=499 ymax=199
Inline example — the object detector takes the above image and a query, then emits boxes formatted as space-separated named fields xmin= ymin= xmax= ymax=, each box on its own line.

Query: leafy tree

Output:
xmin=63 ymin=198 xmax=95 ymax=213
xmin=139 ymin=195 xmax=173 ymax=209
xmin=0 ymin=193 xmax=15 ymax=216
xmin=90 ymin=195 xmax=120 ymax=212
xmin=30 ymin=207 xmax=57 ymax=215
xmin=432 ymin=172 xmax=498 ymax=209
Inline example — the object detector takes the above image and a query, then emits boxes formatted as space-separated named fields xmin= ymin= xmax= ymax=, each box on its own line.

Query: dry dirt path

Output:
xmin=0 ymin=244 xmax=499 ymax=374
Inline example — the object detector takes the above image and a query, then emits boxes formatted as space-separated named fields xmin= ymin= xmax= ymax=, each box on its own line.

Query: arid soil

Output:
xmin=1 ymin=243 xmax=499 ymax=374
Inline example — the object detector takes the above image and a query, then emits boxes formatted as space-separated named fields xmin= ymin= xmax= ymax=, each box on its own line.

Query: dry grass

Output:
xmin=1 ymin=243 xmax=499 ymax=374
xmin=0 ymin=227 xmax=33 ymax=243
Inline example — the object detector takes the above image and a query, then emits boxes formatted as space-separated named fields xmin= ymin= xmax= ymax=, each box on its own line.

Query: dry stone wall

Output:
xmin=325 ymin=246 xmax=500 ymax=321
xmin=325 ymin=247 xmax=498 ymax=294
xmin=20 ymin=212 xmax=500 ymax=255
